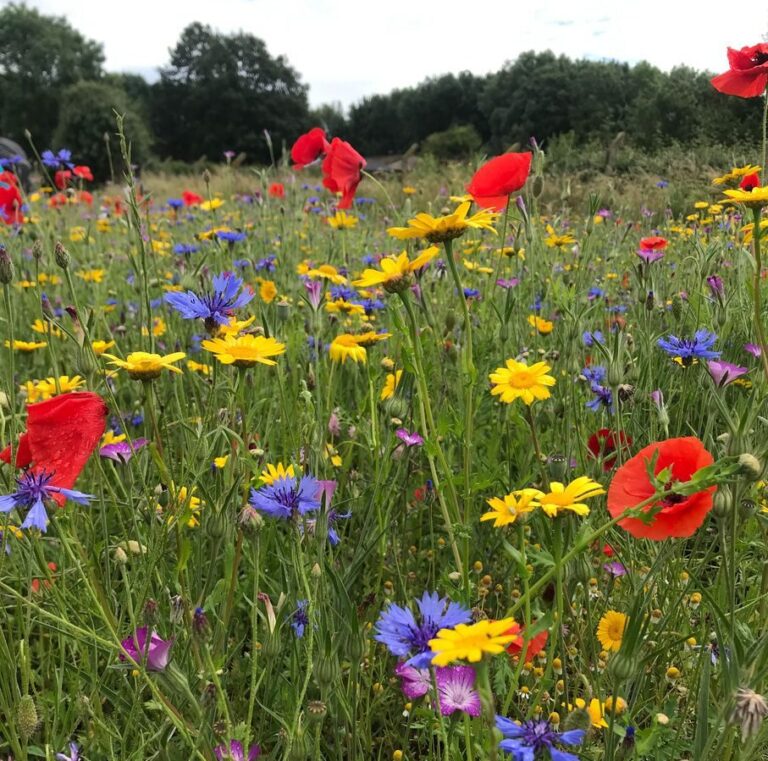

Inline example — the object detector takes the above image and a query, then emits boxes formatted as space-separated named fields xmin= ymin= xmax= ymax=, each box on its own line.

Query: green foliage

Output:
xmin=0 ymin=3 xmax=103 ymax=148
xmin=422 ymin=124 xmax=482 ymax=160
xmin=150 ymin=22 xmax=310 ymax=163
xmin=53 ymin=81 xmax=151 ymax=181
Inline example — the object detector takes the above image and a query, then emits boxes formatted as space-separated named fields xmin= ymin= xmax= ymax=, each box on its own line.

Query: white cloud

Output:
xmin=20 ymin=0 xmax=768 ymax=108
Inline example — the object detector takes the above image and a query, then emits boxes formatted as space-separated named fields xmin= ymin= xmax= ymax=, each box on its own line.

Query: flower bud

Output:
xmin=0 ymin=245 xmax=13 ymax=284
xmin=54 ymin=240 xmax=70 ymax=269
xmin=532 ymin=175 xmax=544 ymax=198
xmin=32 ymin=239 xmax=44 ymax=262
xmin=712 ymin=487 xmax=733 ymax=518
xmin=738 ymin=453 xmax=762 ymax=481
xmin=548 ymin=453 xmax=567 ymax=482
xmin=609 ymin=650 xmax=637 ymax=681
xmin=314 ymin=652 xmax=339 ymax=690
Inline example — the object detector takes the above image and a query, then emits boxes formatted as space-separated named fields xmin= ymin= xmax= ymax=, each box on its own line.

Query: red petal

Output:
xmin=467 ymin=153 xmax=532 ymax=199
xmin=0 ymin=432 xmax=33 ymax=467
xmin=291 ymin=127 xmax=330 ymax=168
xmin=712 ymin=69 xmax=768 ymax=98
xmin=471 ymin=194 xmax=510 ymax=211
xmin=26 ymin=392 xmax=108 ymax=503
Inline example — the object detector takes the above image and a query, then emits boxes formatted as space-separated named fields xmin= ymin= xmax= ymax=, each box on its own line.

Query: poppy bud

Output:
xmin=262 ymin=628 xmax=282 ymax=659
xmin=287 ymin=726 xmax=307 ymax=761
xmin=31 ymin=239 xmax=44 ymax=262
xmin=206 ymin=508 xmax=227 ymax=539
xmin=54 ymin=241 xmax=70 ymax=269
xmin=671 ymin=293 xmax=683 ymax=320
xmin=202 ymin=168 xmax=211 ymax=185
xmin=607 ymin=361 xmax=624 ymax=388
xmin=0 ymin=245 xmax=13 ymax=284
xmin=444 ymin=312 xmax=456 ymax=332
xmin=713 ymin=487 xmax=733 ymax=518
xmin=738 ymin=453 xmax=762 ymax=481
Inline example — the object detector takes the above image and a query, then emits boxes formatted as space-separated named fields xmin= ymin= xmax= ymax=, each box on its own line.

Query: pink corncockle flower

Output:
xmin=395 ymin=662 xmax=432 ymax=699
xmin=436 ymin=665 xmax=481 ymax=717
xmin=396 ymin=428 xmax=424 ymax=447
xmin=708 ymin=360 xmax=749 ymax=387
xmin=496 ymin=277 xmax=520 ymax=289
xmin=120 ymin=627 xmax=173 ymax=671
xmin=745 ymin=343 xmax=762 ymax=358
xmin=304 ymin=280 xmax=323 ymax=310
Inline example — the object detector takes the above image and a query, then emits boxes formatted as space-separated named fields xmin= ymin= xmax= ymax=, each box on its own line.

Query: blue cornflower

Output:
xmin=587 ymin=383 xmax=613 ymax=413
xmin=0 ymin=471 xmax=93 ymax=532
xmin=233 ymin=258 xmax=252 ymax=269
xmin=216 ymin=230 xmax=247 ymax=244
xmin=582 ymin=366 xmax=606 ymax=385
xmin=55 ymin=742 xmax=80 ymax=761
xmin=292 ymin=600 xmax=309 ymax=638
xmin=304 ymin=507 xmax=351 ymax=546
xmin=41 ymin=149 xmax=74 ymax=169
xmin=658 ymin=330 xmax=721 ymax=366
xmin=361 ymin=254 xmax=378 ymax=265
xmin=582 ymin=330 xmax=605 ymax=347
xmin=587 ymin=287 xmax=605 ymax=301
xmin=374 ymin=591 xmax=472 ymax=668
xmin=249 ymin=475 xmax=322 ymax=520
xmin=607 ymin=304 xmax=627 ymax=313
xmin=255 ymin=255 xmax=276 ymax=272
xmin=331 ymin=285 xmax=358 ymax=301
xmin=463 ymin=288 xmax=480 ymax=299
xmin=359 ymin=297 xmax=386 ymax=314
xmin=173 ymin=243 xmax=200 ymax=255
xmin=496 ymin=715 xmax=584 ymax=761
xmin=167 ymin=198 xmax=184 ymax=209
xmin=656 ymin=180 xmax=669 ymax=189
xmin=164 ymin=272 xmax=253 ymax=331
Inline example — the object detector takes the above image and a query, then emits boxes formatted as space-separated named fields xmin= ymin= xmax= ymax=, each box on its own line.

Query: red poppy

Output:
xmin=711 ymin=43 xmax=768 ymax=98
xmin=466 ymin=152 xmax=532 ymax=211
xmin=638 ymin=236 xmax=667 ymax=251
xmin=73 ymin=165 xmax=94 ymax=181
xmin=48 ymin=193 xmax=68 ymax=209
xmin=740 ymin=172 xmax=761 ymax=191
xmin=182 ymin=190 xmax=204 ymax=206
xmin=0 ymin=171 xmax=22 ymax=224
xmin=31 ymin=562 xmax=57 ymax=594
xmin=269 ymin=182 xmax=285 ymax=198
xmin=54 ymin=169 xmax=72 ymax=190
xmin=588 ymin=428 xmax=633 ymax=471
xmin=607 ymin=436 xmax=715 ymax=540
xmin=506 ymin=621 xmax=548 ymax=661
xmin=1 ymin=392 xmax=107 ymax=506
xmin=291 ymin=127 xmax=330 ymax=169
xmin=78 ymin=191 xmax=93 ymax=205
xmin=321 ymin=138 xmax=366 ymax=209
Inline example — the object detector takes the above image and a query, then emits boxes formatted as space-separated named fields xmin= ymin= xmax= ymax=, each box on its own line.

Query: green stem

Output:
xmin=750 ymin=207 xmax=768 ymax=384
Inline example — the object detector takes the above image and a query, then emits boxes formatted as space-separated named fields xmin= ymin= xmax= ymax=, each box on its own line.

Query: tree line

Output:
xmin=0 ymin=3 xmax=761 ymax=181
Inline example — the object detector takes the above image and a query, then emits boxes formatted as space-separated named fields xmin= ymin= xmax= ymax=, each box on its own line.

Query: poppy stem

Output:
xmin=749 ymin=207 xmax=768 ymax=383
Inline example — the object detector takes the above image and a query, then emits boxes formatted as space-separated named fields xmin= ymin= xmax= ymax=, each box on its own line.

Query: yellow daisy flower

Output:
xmin=31 ymin=319 xmax=62 ymax=337
xmin=481 ymin=489 xmax=543 ymax=527
xmin=429 ymin=618 xmax=518 ymax=666
xmin=722 ymin=185 xmax=768 ymax=208
xmin=528 ymin=315 xmax=554 ymax=335
xmin=325 ymin=298 xmax=366 ymax=316
xmin=387 ymin=202 xmax=497 ymax=243
xmin=489 ymin=359 xmax=556 ymax=405
xmin=91 ymin=340 xmax=116 ymax=356
xmin=352 ymin=247 xmax=439 ymax=293
xmin=259 ymin=279 xmax=278 ymax=303
xmin=5 ymin=340 xmax=47 ymax=352
xmin=380 ymin=369 xmax=403 ymax=400
xmin=261 ymin=463 xmax=296 ymax=485
xmin=103 ymin=351 xmax=186 ymax=380
xmin=544 ymin=224 xmax=576 ymax=248
xmin=535 ymin=476 xmax=605 ymax=517
xmin=596 ymin=610 xmax=627 ymax=652
xmin=329 ymin=334 xmax=367 ymax=364
xmin=306 ymin=264 xmax=347 ymax=284
xmin=326 ymin=210 xmax=358 ymax=229
xmin=186 ymin=359 xmax=211 ymax=375
xmin=202 ymin=334 xmax=285 ymax=367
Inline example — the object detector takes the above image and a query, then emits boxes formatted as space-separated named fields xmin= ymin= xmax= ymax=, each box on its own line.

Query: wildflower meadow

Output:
xmin=3 ymin=40 xmax=768 ymax=761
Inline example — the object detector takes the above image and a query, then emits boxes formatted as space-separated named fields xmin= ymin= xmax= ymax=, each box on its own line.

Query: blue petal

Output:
xmin=549 ymin=748 xmax=580 ymax=761
xmin=53 ymin=488 xmax=93 ymax=505
xmin=21 ymin=499 xmax=48 ymax=532
xmin=495 ymin=716 xmax=525 ymax=738
xmin=0 ymin=494 xmax=17 ymax=512
xmin=557 ymin=729 xmax=585 ymax=746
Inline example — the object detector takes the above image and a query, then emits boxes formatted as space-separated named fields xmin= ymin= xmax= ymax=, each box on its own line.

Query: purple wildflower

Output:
xmin=497 ymin=277 xmax=520 ymax=289
xmin=100 ymin=438 xmax=148 ymax=463
xmin=55 ymin=743 xmax=80 ymax=761
xmin=249 ymin=475 xmax=322 ymax=520
xmin=604 ymin=561 xmax=627 ymax=577
xmin=395 ymin=662 xmax=432 ymax=699
xmin=396 ymin=428 xmax=424 ymax=447
xmin=496 ymin=715 xmax=585 ymax=760
xmin=375 ymin=591 xmax=472 ymax=668
xmin=436 ymin=666 xmax=481 ymax=717
xmin=214 ymin=740 xmax=260 ymax=760
xmin=636 ymin=248 xmax=665 ymax=263
xmin=163 ymin=272 xmax=253 ymax=331
xmin=0 ymin=470 xmax=93 ymax=532
xmin=304 ymin=279 xmax=323 ymax=310
xmin=706 ymin=275 xmax=724 ymax=301
xmin=582 ymin=330 xmax=605 ymax=347
xmin=292 ymin=600 xmax=309 ymax=638
xmin=650 ymin=389 xmax=664 ymax=407
xmin=119 ymin=627 xmax=173 ymax=671
xmin=745 ymin=343 xmax=762 ymax=357
xmin=707 ymin=360 xmax=748 ymax=387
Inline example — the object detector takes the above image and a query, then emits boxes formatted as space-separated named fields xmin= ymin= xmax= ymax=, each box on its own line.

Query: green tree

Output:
xmin=54 ymin=81 xmax=151 ymax=181
xmin=0 ymin=3 xmax=103 ymax=149
xmin=150 ymin=22 xmax=309 ymax=163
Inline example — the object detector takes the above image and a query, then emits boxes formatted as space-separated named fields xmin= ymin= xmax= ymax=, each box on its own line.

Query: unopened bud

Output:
xmin=0 ymin=245 xmax=13 ymax=284
xmin=32 ymin=239 xmax=44 ymax=262
xmin=738 ymin=453 xmax=762 ymax=481
xmin=532 ymin=175 xmax=544 ymax=198
xmin=54 ymin=241 xmax=70 ymax=269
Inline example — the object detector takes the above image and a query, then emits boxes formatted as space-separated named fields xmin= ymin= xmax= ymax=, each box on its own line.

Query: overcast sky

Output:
xmin=16 ymin=0 xmax=768 ymax=109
